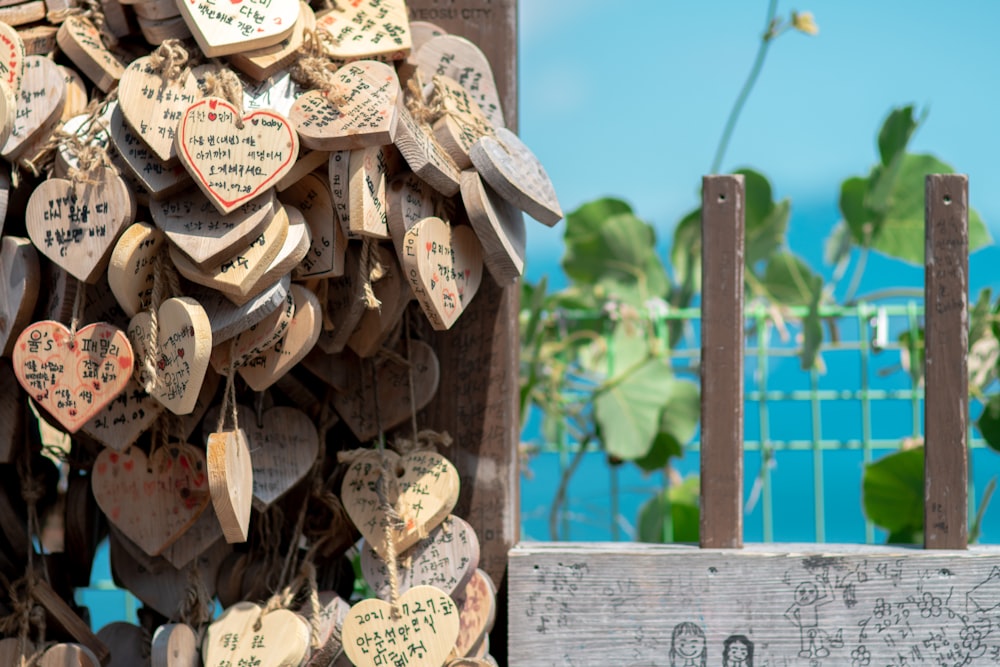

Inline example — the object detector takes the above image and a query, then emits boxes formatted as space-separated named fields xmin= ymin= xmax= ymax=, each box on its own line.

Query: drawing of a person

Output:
xmin=785 ymin=581 xmax=832 ymax=658
xmin=722 ymin=634 xmax=753 ymax=667
xmin=669 ymin=622 xmax=707 ymax=667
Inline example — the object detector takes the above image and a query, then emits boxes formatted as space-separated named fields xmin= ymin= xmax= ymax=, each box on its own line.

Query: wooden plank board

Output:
xmin=924 ymin=174 xmax=968 ymax=549
xmin=700 ymin=175 xmax=744 ymax=549
xmin=509 ymin=542 xmax=1000 ymax=666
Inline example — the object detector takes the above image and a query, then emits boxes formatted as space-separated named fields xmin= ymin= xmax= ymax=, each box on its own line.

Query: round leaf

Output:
xmin=862 ymin=446 xmax=924 ymax=534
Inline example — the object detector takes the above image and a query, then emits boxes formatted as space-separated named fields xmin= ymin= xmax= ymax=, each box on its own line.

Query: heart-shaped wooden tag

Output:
xmin=460 ymin=169 xmax=525 ymax=284
xmin=92 ymin=443 xmax=210 ymax=555
xmin=328 ymin=149 xmax=351 ymax=231
xmin=177 ymin=0 xmax=298 ymax=57
xmin=56 ymin=15 xmax=126 ymax=92
xmin=38 ymin=643 xmax=101 ymax=667
xmin=80 ymin=376 xmax=165 ymax=451
xmin=108 ymin=222 xmax=165 ymax=318
xmin=348 ymin=144 xmax=396 ymax=239
xmin=109 ymin=102 xmax=192 ymax=200
xmin=414 ymin=34 xmax=505 ymax=128
xmin=387 ymin=173 xmax=438 ymax=258
xmin=128 ymin=296 xmax=212 ymax=415
xmin=313 ymin=0 xmax=410 ymax=61
xmin=60 ymin=65 xmax=89 ymax=120
xmin=152 ymin=189 xmax=275 ymax=268
xmin=279 ymin=171 xmax=346 ymax=278
xmin=331 ymin=340 xmax=439 ymax=440
xmin=361 ymin=514 xmax=479 ymax=600
xmin=394 ymin=103 xmax=461 ymax=197
xmin=207 ymin=427 xmax=252 ymax=542
xmin=470 ymin=126 xmax=563 ymax=226
xmin=203 ymin=601 xmax=310 ymax=667
xmin=452 ymin=569 xmax=497 ymax=659
xmin=26 ymin=170 xmax=135 ymax=283
xmin=238 ymin=283 xmax=321 ymax=391
xmin=432 ymin=74 xmax=495 ymax=171
xmin=342 ymin=586 xmax=460 ymax=667
xmin=151 ymin=623 xmax=199 ymax=667
xmin=210 ymin=288 xmax=293 ymax=372
xmin=304 ymin=592 xmax=351 ymax=667
xmin=289 ymin=60 xmax=400 ymax=152
xmin=346 ymin=244 xmax=411 ymax=358
xmin=401 ymin=217 xmax=484 ymax=330
xmin=159 ymin=492 xmax=226 ymax=568
xmin=118 ymin=54 xmax=202 ymax=162
xmin=0 ymin=23 xmax=26 ymax=95
xmin=2 ymin=55 xmax=65 ymax=159
xmin=341 ymin=449 xmax=458 ymax=558
xmin=191 ymin=273 xmax=289 ymax=344
xmin=13 ymin=321 xmax=134 ymax=433
xmin=95 ymin=621 xmax=149 ymax=667
xmin=0 ymin=236 xmax=39 ymax=357
xmin=409 ymin=20 xmax=445 ymax=49
xmin=229 ymin=2 xmax=314 ymax=82
xmin=176 ymin=98 xmax=299 ymax=215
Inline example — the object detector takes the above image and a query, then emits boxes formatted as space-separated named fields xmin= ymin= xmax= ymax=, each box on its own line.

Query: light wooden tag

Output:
xmin=452 ymin=569 xmax=497 ymax=659
xmin=93 ymin=443 xmax=210 ymax=555
xmin=328 ymin=149 xmax=351 ymax=231
xmin=152 ymin=189 xmax=275 ymax=268
xmin=342 ymin=586 xmax=459 ymax=667
xmin=80 ymin=376 xmax=165 ymax=451
xmin=431 ymin=74 xmax=494 ymax=171
xmin=314 ymin=0 xmax=410 ymax=60
xmin=414 ymin=34 xmax=505 ymax=128
xmin=409 ymin=20 xmax=445 ymax=51
xmin=341 ymin=450 xmax=458 ymax=558
xmin=238 ymin=283 xmax=321 ymax=390
xmin=13 ymin=321 xmax=133 ymax=433
xmin=348 ymin=144 xmax=395 ymax=239
xmin=176 ymin=97 xmax=299 ymax=215
xmin=207 ymin=427 xmax=252 ymax=542
xmin=96 ymin=621 xmax=149 ymax=667
xmin=304 ymin=592 xmax=351 ymax=667
xmin=38 ymin=643 xmax=101 ymax=667
xmin=203 ymin=602 xmax=310 ymax=667
xmin=228 ymin=2 xmax=314 ymax=82
xmin=387 ymin=172 xmax=437 ymax=257
xmin=56 ymin=16 xmax=125 ymax=92
xmin=170 ymin=201 xmax=289 ymax=299
xmin=241 ymin=68 xmax=303 ymax=117
xmin=210 ymin=288 xmax=293 ymax=373
xmin=275 ymin=146 xmax=328 ymax=190
xmin=401 ymin=217 xmax=484 ymax=330
xmin=0 ymin=236 xmax=39 ymax=357
xmin=361 ymin=514 xmax=479 ymax=601
xmin=346 ymin=244 xmax=411 ymax=358
xmin=2 ymin=55 xmax=65 ymax=159
xmin=177 ymin=0 xmax=297 ymax=57
xmin=470 ymin=126 xmax=563 ymax=226
xmin=118 ymin=55 xmax=202 ymax=162
xmin=460 ymin=169 xmax=525 ymax=283
xmin=0 ymin=22 xmax=25 ymax=94
xmin=18 ymin=25 xmax=58 ymax=56
xmin=26 ymin=170 xmax=135 ymax=283
xmin=128 ymin=296 xmax=213 ymax=415
xmin=59 ymin=65 xmax=88 ymax=120
xmin=108 ymin=221 xmax=165 ymax=318
xmin=0 ymin=2 xmax=45 ymax=29
xmin=393 ymin=102 xmax=461 ymax=197
xmin=191 ymin=273 xmax=289 ymax=344
xmin=108 ymin=103 xmax=192 ymax=199
xmin=289 ymin=60 xmax=400 ymax=152
xmin=331 ymin=340 xmax=439 ymax=440
xmin=151 ymin=623 xmax=199 ymax=667
xmin=136 ymin=15 xmax=192 ymax=45
xmin=279 ymin=171 xmax=345 ymax=278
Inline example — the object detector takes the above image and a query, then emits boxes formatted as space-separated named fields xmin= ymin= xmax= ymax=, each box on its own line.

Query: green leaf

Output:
xmin=634 ymin=432 xmax=682 ymax=472
xmin=760 ymin=252 xmax=823 ymax=307
xmin=594 ymin=357 xmax=673 ymax=460
xmin=840 ymin=176 xmax=873 ymax=245
xmin=862 ymin=446 xmax=924 ymax=535
xmin=977 ymin=395 xmax=1000 ymax=453
xmin=824 ymin=220 xmax=853 ymax=278
xmin=877 ymin=105 xmax=919 ymax=166
xmin=739 ymin=168 xmax=790 ymax=268
xmin=800 ymin=294 xmax=823 ymax=370
xmin=637 ymin=476 xmax=700 ymax=543
xmin=634 ymin=379 xmax=700 ymax=472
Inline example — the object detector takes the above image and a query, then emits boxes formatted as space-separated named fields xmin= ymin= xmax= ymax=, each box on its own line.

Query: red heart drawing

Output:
xmin=208 ymin=112 xmax=217 ymax=121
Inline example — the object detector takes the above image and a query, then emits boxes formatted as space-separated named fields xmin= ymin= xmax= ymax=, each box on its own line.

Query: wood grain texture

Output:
xmin=206 ymin=428 xmax=253 ymax=543
xmin=510 ymin=542 xmax=1000 ymax=667
xmin=924 ymin=174 xmax=969 ymax=549
xmin=33 ymin=580 xmax=110 ymax=665
xmin=700 ymin=175 xmax=744 ymax=549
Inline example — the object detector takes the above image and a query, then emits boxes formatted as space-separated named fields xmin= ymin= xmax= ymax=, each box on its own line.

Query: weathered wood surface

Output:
xmin=924 ymin=174 xmax=968 ymax=549
xmin=510 ymin=543 xmax=1000 ymax=667
xmin=700 ymin=175 xmax=744 ymax=549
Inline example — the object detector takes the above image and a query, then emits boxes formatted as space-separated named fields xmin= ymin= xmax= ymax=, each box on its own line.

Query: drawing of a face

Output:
xmin=727 ymin=642 xmax=749 ymax=661
xmin=795 ymin=582 xmax=819 ymax=605
xmin=677 ymin=634 xmax=704 ymax=658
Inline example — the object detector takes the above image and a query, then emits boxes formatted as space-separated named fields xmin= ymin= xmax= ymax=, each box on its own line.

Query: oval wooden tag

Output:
xmin=387 ymin=172 xmax=438 ymax=258
xmin=151 ymin=623 xmax=199 ymax=667
xmin=207 ymin=427 xmax=252 ymax=543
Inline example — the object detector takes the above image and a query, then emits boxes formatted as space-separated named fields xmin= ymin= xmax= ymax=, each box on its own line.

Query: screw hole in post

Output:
xmin=943 ymin=195 xmax=952 ymax=205
xmin=718 ymin=193 xmax=726 ymax=203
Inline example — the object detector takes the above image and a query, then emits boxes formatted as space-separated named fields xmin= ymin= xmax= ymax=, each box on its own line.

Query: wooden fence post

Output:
xmin=924 ymin=174 xmax=969 ymax=549
xmin=700 ymin=175 xmax=745 ymax=548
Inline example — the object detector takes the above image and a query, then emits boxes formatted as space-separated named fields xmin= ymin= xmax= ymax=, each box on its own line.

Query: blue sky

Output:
xmin=516 ymin=0 xmax=1000 ymax=282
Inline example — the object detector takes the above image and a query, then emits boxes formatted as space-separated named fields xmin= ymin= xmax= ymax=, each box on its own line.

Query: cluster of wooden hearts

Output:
xmin=0 ymin=0 xmax=547 ymax=665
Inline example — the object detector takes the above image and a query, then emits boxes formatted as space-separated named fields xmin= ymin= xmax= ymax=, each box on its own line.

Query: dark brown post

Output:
xmin=924 ymin=174 xmax=969 ymax=549
xmin=700 ymin=175 xmax=745 ymax=548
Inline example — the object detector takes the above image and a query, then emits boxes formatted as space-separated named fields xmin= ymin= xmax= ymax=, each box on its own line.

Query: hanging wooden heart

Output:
xmin=289 ymin=60 xmax=400 ymax=152
xmin=2 ymin=55 xmax=66 ymax=159
xmin=159 ymin=495 xmax=226 ymax=569
xmin=108 ymin=221 xmax=166 ymax=318
xmin=25 ymin=170 xmax=135 ymax=283
xmin=207 ymin=427 xmax=252 ymax=543
xmin=341 ymin=586 xmax=460 ymax=667
xmin=0 ymin=236 xmax=40 ymax=357
xmin=460 ymin=169 xmax=525 ymax=284
xmin=393 ymin=103 xmax=461 ymax=197
xmin=431 ymin=74 xmax=495 ymax=171
xmin=361 ymin=514 xmax=479 ymax=600
xmin=175 ymin=98 xmax=299 ymax=215
xmin=191 ymin=273 xmax=290 ymax=345
xmin=0 ymin=22 xmax=26 ymax=95
xmin=414 ymin=34 xmax=505 ymax=128
xmin=56 ymin=15 xmax=126 ymax=92
xmin=13 ymin=321 xmax=134 ymax=433
xmin=79 ymin=376 xmax=165 ymax=451
xmin=176 ymin=0 xmax=298 ymax=57
xmin=151 ymin=623 xmax=199 ymax=667
xmin=401 ymin=217 xmax=484 ymax=330
xmin=202 ymin=601 xmax=310 ymax=667
xmin=92 ymin=443 xmax=210 ymax=556
xmin=279 ymin=171 xmax=346 ymax=279
xmin=348 ymin=144 xmax=394 ymax=239
xmin=408 ymin=20 xmax=445 ymax=51
xmin=108 ymin=102 xmax=192 ymax=200
xmin=128 ymin=296 xmax=213 ymax=415
xmin=118 ymin=54 xmax=202 ymax=162
xmin=209 ymin=288 xmax=293 ymax=372
xmin=312 ymin=0 xmax=410 ymax=61
xmin=452 ymin=569 xmax=497 ymax=659
xmin=387 ymin=172 xmax=438 ymax=259
xmin=346 ymin=244 xmax=411 ymax=358
xmin=341 ymin=449 xmax=459 ymax=558
xmin=238 ymin=283 xmax=321 ymax=391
